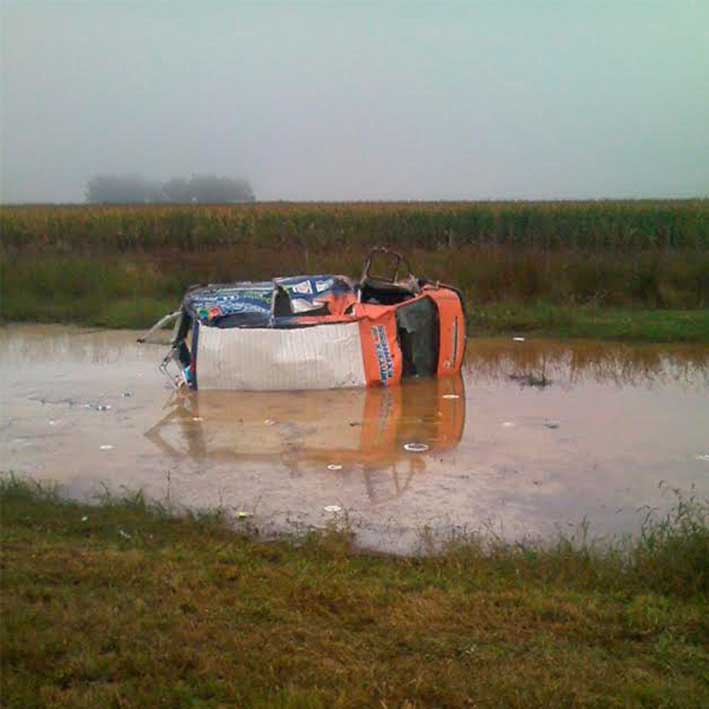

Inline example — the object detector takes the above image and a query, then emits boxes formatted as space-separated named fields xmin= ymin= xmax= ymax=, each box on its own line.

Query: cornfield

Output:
xmin=2 ymin=200 xmax=708 ymax=253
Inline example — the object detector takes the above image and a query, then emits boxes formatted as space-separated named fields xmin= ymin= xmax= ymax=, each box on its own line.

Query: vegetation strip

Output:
xmin=3 ymin=201 xmax=709 ymax=252
xmin=3 ymin=202 xmax=708 ymax=342
xmin=1 ymin=479 xmax=707 ymax=707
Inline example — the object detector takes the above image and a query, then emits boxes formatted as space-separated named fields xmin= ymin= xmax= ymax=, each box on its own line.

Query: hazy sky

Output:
xmin=1 ymin=1 xmax=708 ymax=202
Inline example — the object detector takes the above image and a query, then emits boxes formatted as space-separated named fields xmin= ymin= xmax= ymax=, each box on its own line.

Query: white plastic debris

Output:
xmin=99 ymin=444 xmax=114 ymax=451
xmin=327 ymin=464 xmax=343 ymax=471
xmin=85 ymin=403 xmax=112 ymax=411
xmin=404 ymin=442 xmax=429 ymax=453
xmin=544 ymin=420 xmax=560 ymax=429
xmin=237 ymin=511 xmax=251 ymax=519
xmin=48 ymin=420 xmax=57 ymax=426
xmin=323 ymin=505 xmax=342 ymax=513
xmin=513 ymin=336 xmax=526 ymax=342
xmin=81 ymin=516 xmax=88 ymax=522
xmin=264 ymin=419 xmax=276 ymax=426
xmin=695 ymin=454 xmax=709 ymax=462
xmin=192 ymin=417 xmax=204 ymax=422
xmin=442 ymin=394 xmax=460 ymax=400
xmin=118 ymin=529 xmax=131 ymax=539
xmin=502 ymin=421 xmax=515 ymax=428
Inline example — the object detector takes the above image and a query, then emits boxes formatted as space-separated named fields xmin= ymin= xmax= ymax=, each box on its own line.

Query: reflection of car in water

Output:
xmin=144 ymin=375 xmax=465 ymax=504
xmin=140 ymin=248 xmax=466 ymax=391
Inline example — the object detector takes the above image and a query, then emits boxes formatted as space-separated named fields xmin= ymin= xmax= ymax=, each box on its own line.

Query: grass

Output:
xmin=1 ymin=249 xmax=708 ymax=341
xmin=469 ymin=304 xmax=709 ymax=342
xmin=1 ymin=477 xmax=707 ymax=707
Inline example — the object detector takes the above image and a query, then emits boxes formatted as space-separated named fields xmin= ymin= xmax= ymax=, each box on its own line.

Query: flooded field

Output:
xmin=1 ymin=324 xmax=708 ymax=554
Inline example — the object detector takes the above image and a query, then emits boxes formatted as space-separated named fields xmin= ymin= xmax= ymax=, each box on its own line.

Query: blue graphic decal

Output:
xmin=371 ymin=325 xmax=395 ymax=384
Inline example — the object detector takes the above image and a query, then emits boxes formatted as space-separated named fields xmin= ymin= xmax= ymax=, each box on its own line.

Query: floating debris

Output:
xmin=501 ymin=421 xmax=515 ymax=428
xmin=404 ymin=442 xmax=429 ymax=453
xmin=99 ymin=444 xmax=114 ymax=451
xmin=323 ymin=505 xmax=342 ymax=513
xmin=509 ymin=373 xmax=551 ymax=388
xmin=192 ymin=417 xmax=204 ymax=422
xmin=264 ymin=419 xmax=276 ymax=426
xmin=81 ymin=516 xmax=88 ymax=522
xmin=513 ymin=336 xmax=526 ymax=342
xmin=236 ymin=511 xmax=251 ymax=519
xmin=118 ymin=529 xmax=131 ymax=540
xmin=544 ymin=420 xmax=560 ymax=429
xmin=122 ymin=392 xmax=132 ymax=398
xmin=442 ymin=394 xmax=460 ymax=400
xmin=695 ymin=454 xmax=709 ymax=462
xmin=48 ymin=420 xmax=57 ymax=426
xmin=327 ymin=464 xmax=343 ymax=471
xmin=84 ymin=402 xmax=112 ymax=411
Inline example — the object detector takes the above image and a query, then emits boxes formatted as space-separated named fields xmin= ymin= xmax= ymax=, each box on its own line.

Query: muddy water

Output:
xmin=1 ymin=324 xmax=707 ymax=554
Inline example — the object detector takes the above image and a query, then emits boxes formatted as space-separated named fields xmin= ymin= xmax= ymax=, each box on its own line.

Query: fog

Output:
xmin=1 ymin=1 xmax=708 ymax=203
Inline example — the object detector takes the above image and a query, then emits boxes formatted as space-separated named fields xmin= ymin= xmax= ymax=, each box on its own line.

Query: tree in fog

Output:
xmin=162 ymin=177 xmax=192 ymax=202
xmin=187 ymin=175 xmax=254 ymax=203
xmin=85 ymin=174 xmax=255 ymax=203
xmin=85 ymin=175 xmax=162 ymax=203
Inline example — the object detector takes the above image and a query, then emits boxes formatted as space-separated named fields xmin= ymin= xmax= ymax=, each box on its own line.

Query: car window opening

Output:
xmin=396 ymin=297 xmax=440 ymax=378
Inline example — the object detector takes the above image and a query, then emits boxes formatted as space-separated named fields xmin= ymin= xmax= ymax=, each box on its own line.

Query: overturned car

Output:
xmin=141 ymin=248 xmax=466 ymax=391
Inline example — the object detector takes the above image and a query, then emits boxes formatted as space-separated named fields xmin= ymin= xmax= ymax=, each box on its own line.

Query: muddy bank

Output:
xmin=1 ymin=324 xmax=707 ymax=553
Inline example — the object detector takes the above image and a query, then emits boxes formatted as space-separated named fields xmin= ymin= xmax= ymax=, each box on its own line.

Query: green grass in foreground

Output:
xmin=1 ymin=479 xmax=707 ymax=707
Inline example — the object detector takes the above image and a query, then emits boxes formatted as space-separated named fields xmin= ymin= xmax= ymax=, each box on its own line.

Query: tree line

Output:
xmin=85 ymin=174 xmax=255 ymax=204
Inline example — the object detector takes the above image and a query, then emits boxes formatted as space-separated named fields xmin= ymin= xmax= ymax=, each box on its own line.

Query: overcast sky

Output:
xmin=1 ymin=1 xmax=708 ymax=202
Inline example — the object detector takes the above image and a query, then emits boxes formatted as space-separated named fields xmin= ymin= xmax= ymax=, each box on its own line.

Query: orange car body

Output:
xmin=152 ymin=250 xmax=466 ymax=391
